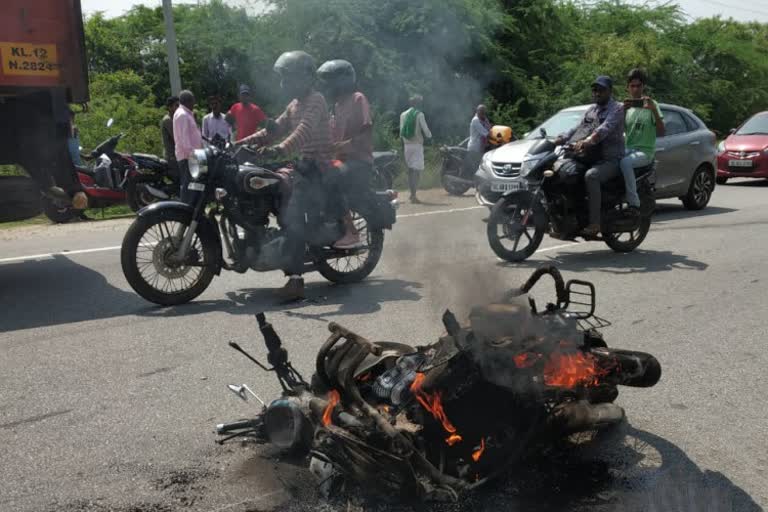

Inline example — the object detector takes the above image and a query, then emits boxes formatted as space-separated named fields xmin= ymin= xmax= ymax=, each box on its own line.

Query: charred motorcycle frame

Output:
xmin=216 ymin=266 xmax=661 ymax=502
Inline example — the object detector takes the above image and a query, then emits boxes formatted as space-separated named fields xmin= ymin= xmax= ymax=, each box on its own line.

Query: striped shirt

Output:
xmin=243 ymin=91 xmax=332 ymax=162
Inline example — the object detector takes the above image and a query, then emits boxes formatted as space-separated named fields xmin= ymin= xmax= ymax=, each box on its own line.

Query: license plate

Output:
xmin=491 ymin=181 xmax=524 ymax=193
xmin=728 ymin=159 xmax=753 ymax=168
xmin=188 ymin=182 xmax=206 ymax=191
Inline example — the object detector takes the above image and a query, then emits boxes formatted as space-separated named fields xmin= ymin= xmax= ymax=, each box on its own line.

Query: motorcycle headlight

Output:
xmin=189 ymin=149 xmax=209 ymax=180
xmin=520 ymin=157 xmax=541 ymax=177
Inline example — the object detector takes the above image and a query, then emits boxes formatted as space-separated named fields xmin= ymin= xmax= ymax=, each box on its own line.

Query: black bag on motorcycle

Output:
xmin=565 ymin=112 xmax=602 ymax=166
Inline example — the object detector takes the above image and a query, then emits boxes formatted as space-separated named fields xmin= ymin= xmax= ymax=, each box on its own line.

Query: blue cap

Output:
xmin=239 ymin=84 xmax=251 ymax=95
xmin=591 ymin=76 xmax=613 ymax=90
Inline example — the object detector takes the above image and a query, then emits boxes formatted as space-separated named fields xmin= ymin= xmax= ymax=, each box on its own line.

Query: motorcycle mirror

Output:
xmin=227 ymin=384 xmax=248 ymax=401
xmin=106 ymin=118 xmax=114 ymax=128
xmin=539 ymin=128 xmax=547 ymax=138
xmin=227 ymin=384 xmax=265 ymax=406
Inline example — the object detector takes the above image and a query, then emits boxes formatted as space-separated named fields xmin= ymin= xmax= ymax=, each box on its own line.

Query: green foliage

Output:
xmin=76 ymin=71 xmax=164 ymax=156
xmin=82 ymin=0 xmax=768 ymax=155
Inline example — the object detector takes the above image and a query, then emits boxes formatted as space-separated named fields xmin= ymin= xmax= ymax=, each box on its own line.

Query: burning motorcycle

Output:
xmin=215 ymin=266 xmax=661 ymax=502
xmin=120 ymin=143 xmax=397 ymax=306
xmin=486 ymin=138 xmax=656 ymax=262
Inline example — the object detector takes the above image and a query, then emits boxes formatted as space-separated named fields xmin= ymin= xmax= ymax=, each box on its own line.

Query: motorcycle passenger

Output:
xmin=555 ymin=76 xmax=625 ymax=236
xmin=236 ymin=50 xmax=333 ymax=302
xmin=317 ymin=59 xmax=373 ymax=250
xmin=621 ymin=68 xmax=664 ymax=213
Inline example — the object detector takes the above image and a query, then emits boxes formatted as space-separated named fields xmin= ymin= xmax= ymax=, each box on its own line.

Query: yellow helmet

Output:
xmin=489 ymin=125 xmax=513 ymax=146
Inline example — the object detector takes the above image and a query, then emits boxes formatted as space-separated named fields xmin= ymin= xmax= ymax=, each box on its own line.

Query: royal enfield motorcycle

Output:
xmin=215 ymin=266 xmax=661 ymax=502
xmin=120 ymin=144 xmax=397 ymax=306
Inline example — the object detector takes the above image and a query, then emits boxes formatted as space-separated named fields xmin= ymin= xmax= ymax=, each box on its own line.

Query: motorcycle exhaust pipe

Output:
xmin=551 ymin=400 xmax=625 ymax=434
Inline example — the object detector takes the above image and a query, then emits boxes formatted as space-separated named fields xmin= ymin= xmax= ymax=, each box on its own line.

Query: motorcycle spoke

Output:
xmin=523 ymin=229 xmax=533 ymax=242
xmin=512 ymin=234 xmax=522 ymax=252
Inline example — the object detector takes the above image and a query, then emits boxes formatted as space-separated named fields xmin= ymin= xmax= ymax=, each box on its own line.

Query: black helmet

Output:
xmin=273 ymin=51 xmax=316 ymax=81
xmin=317 ymin=59 xmax=356 ymax=99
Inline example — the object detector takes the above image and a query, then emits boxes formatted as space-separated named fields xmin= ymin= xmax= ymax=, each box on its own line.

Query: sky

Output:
xmin=80 ymin=0 xmax=768 ymax=23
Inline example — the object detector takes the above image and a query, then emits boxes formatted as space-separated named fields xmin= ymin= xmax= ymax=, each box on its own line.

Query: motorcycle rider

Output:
xmin=621 ymin=68 xmax=664 ymax=213
xmin=316 ymin=59 xmax=373 ymax=249
xmin=236 ymin=50 xmax=333 ymax=302
xmin=555 ymin=76 xmax=625 ymax=236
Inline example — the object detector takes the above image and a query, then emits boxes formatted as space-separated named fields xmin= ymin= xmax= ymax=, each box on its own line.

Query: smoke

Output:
xmin=265 ymin=0 xmax=504 ymax=139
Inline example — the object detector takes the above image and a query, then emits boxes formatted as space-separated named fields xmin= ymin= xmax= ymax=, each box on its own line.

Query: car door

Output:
xmin=655 ymin=109 xmax=696 ymax=196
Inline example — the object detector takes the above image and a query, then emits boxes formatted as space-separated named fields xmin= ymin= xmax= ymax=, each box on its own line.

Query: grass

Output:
xmin=0 ymin=204 xmax=134 ymax=230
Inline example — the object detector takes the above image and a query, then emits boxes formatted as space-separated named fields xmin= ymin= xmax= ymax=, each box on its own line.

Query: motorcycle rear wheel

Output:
xmin=487 ymin=194 xmax=546 ymax=262
xmin=121 ymin=209 xmax=218 ymax=306
xmin=315 ymin=212 xmax=384 ymax=284
xmin=603 ymin=215 xmax=651 ymax=253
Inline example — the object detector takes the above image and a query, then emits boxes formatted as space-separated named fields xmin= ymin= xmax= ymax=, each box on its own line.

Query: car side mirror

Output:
xmin=729 ymin=128 xmax=736 ymax=135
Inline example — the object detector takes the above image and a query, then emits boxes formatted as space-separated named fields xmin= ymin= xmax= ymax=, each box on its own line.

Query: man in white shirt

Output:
xmin=201 ymin=95 xmax=232 ymax=142
xmin=399 ymin=94 xmax=432 ymax=203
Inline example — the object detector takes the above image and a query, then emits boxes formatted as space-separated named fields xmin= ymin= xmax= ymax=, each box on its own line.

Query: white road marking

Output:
xmin=0 ymin=206 xmax=579 ymax=264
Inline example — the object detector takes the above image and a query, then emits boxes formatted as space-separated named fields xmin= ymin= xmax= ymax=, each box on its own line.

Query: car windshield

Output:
xmin=525 ymin=109 xmax=586 ymax=140
xmin=736 ymin=113 xmax=768 ymax=135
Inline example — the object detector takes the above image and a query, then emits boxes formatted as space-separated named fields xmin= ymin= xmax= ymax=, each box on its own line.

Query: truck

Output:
xmin=0 ymin=0 xmax=89 ymax=223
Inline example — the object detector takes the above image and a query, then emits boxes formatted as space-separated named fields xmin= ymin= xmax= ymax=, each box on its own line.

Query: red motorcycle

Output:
xmin=43 ymin=120 xmax=178 ymax=223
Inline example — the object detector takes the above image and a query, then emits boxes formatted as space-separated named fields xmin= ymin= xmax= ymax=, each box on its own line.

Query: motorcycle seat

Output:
xmin=132 ymin=152 xmax=162 ymax=162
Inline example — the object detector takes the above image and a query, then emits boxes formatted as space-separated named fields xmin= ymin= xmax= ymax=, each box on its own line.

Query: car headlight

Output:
xmin=520 ymin=157 xmax=541 ymax=177
xmin=189 ymin=149 xmax=209 ymax=179
xmin=717 ymin=140 xmax=725 ymax=152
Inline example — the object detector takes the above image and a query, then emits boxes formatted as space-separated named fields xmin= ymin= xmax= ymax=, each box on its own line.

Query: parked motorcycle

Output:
xmin=486 ymin=139 xmax=656 ymax=262
xmin=215 ymin=266 xmax=661 ymax=502
xmin=121 ymin=143 xmax=398 ymax=306
xmin=372 ymin=150 xmax=399 ymax=190
xmin=43 ymin=118 xmax=176 ymax=222
xmin=440 ymin=126 xmax=514 ymax=196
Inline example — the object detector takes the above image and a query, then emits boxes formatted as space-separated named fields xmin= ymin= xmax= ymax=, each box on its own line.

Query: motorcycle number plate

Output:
xmin=188 ymin=183 xmax=206 ymax=191
xmin=491 ymin=181 xmax=523 ymax=193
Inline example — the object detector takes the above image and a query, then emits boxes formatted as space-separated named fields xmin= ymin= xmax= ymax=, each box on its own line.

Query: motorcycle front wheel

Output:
xmin=487 ymin=193 xmax=546 ymax=262
xmin=126 ymin=176 xmax=162 ymax=212
xmin=315 ymin=212 xmax=384 ymax=284
xmin=121 ymin=209 xmax=218 ymax=306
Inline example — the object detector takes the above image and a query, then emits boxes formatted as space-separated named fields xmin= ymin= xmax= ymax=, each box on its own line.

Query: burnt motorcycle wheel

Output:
xmin=603 ymin=214 xmax=651 ymax=253
xmin=487 ymin=194 xmax=546 ymax=262
xmin=315 ymin=212 xmax=385 ymax=284
xmin=121 ymin=209 xmax=218 ymax=306
xmin=42 ymin=197 xmax=77 ymax=223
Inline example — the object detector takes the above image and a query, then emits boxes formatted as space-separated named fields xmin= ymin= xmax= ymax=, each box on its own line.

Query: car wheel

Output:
xmin=682 ymin=166 xmax=714 ymax=211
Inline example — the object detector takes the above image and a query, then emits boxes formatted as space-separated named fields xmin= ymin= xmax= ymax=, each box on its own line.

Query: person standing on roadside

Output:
xmin=227 ymin=85 xmax=267 ymax=140
xmin=400 ymin=95 xmax=432 ymax=203
xmin=621 ymin=68 xmax=664 ymax=213
xmin=173 ymin=90 xmax=203 ymax=203
xmin=162 ymin=96 xmax=180 ymax=178
xmin=202 ymin=95 xmax=232 ymax=142
xmin=466 ymin=104 xmax=491 ymax=175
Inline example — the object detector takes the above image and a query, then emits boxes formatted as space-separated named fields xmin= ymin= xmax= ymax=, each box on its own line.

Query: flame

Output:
xmin=543 ymin=350 xmax=608 ymax=389
xmin=472 ymin=438 xmax=486 ymax=462
xmin=322 ymin=390 xmax=341 ymax=427
xmin=513 ymin=352 xmax=542 ymax=369
xmin=410 ymin=373 xmax=463 ymax=446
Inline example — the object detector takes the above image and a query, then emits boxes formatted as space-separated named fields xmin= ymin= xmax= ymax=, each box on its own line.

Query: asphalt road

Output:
xmin=1 ymin=183 xmax=767 ymax=512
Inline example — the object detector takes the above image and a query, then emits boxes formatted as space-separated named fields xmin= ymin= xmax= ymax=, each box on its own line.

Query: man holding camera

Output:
xmin=621 ymin=68 xmax=664 ymax=213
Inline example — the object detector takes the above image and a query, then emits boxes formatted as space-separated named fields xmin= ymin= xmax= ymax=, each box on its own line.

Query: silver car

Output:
xmin=475 ymin=103 xmax=717 ymax=210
